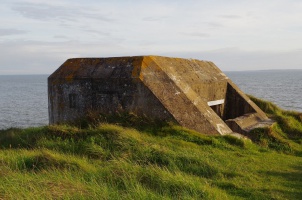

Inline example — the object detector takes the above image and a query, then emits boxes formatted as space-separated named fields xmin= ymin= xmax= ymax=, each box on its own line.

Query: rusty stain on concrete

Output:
xmin=48 ymin=55 xmax=273 ymax=136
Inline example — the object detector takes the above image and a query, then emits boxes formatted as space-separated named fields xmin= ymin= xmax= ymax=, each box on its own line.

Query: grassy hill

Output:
xmin=0 ymin=97 xmax=301 ymax=199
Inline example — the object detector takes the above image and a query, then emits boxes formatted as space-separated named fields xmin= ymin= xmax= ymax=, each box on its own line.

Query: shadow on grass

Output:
xmin=76 ymin=112 xmax=172 ymax=133
xmin=259 ymin=164 xmax=302 ymax=199
xmin=215 ymin=164 xmax=302 ymax=200
xmin=215 ymin=181 xmax=270 ymax=199
xmin=0 ymin=127 xmax=48 ymax=149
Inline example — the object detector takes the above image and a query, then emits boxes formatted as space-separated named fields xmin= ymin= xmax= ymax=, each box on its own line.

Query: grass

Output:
xmin=248 ymin=95 xmax=302 ymax=155
xmin=0 ymin=98 xmax=301 ymax=199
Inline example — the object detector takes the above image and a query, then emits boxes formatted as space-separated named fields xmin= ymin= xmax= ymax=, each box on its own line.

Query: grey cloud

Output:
xmin=59 ymin=22 xmax=74 ymax=29
xmin=12 ymin=3 xmax=76 ymax=21
xmin=180 ymin=32 xmax=210 ymax=38
xmin=12 ymin=2 xmax=114 ymax=22
xmin=0 ymin=28 xmax=27 ymax=36
xmin=207 ymin=22 xmax=224 ymax=28
xmin=84 ymin=30 xmax=111 ymax=36
xmin=219 ymin=14 xmax=242 ymax=19
xmin=142 ymin=16 xmax=168 ymax=22
xmin=83 ymin=12 xmax=115 ymax=22
xmin=53 ymin=35 xmax=69 ymax=39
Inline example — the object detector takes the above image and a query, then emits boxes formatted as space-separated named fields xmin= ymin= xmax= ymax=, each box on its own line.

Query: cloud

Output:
xmin=162 ymin=48 xmax=302 ymax=71
xmin=219 ymin=14 xmax=242 ymax=19
xmin=180 ymin=32 xmax=210 ymax=38
xmin=53 ymin=35 xmax=69 ymax=39
xmin=12 ymin=2 xmax=75 ymax=21
xmin=1 ymin=0 xmax=302 ymax=74
xmin=207 ymin=22 xmax=224 ymax=28
xmin=0 ymin=28 xmax=27 ymax=36
xmin=84 ymin=30 xmax=111 ymax=37
xmin=0 ymin=39 xmax=130 ymax=75
xmin=11 ymin=2 xmax=114 ymax=22
xmin=1 ymin=38 xmax=301 ymax=75
xmin=142 ymin=16 xmax=168 ymax=22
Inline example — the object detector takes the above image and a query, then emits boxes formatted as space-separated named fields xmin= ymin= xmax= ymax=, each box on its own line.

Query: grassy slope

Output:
xmin=0 ymin=98 xmax=301 ymax=199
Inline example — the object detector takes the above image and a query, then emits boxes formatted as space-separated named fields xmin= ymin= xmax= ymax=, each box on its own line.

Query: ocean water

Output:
xmin=0 ymin=75 xmax=48 ymax=130
xmin=0 ymin=70 xmax=301 ymax=130
xmin=225 ymin=70 xmax=302 ymax=112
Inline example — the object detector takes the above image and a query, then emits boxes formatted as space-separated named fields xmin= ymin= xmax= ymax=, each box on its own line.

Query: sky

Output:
xmin=0 ymin=0 xmax=302 ymax=75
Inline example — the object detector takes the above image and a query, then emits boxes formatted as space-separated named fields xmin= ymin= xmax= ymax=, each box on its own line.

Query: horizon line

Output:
xmin=1 ymin=68 xmax=302 ymax=76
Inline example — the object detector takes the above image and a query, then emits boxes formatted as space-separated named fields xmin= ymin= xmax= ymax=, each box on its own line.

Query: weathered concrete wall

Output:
xmin=48 ymin=55 xmax=271 ymax=136
xmin=48 ymin=79 xmax=93 ymax=123
xmin=48 ymin=57 xmax=175 ymax=124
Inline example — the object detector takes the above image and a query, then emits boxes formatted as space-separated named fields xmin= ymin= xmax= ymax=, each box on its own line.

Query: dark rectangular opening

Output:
xmin=210 ymin=104 xmax=223 ymax=117
xmin=69 ymin=93 xmax=77 ymax=108
xmin=208 ymin=99 xmax=224 ymax=118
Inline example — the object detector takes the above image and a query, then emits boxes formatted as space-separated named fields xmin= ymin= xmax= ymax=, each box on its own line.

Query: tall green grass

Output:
xmin=249 ymin=95 xmax=302 ymax=155
xmin=0 ymin=97 xmax=301 ymax=199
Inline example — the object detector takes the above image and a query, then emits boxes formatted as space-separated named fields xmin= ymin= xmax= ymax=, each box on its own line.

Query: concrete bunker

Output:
xmin=48 ymin=56 xmax=272 ymax=136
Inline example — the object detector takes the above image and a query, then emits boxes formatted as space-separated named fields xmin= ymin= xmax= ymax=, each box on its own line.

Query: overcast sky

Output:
xmin=1 ymin=0 xmax=302 ymax=75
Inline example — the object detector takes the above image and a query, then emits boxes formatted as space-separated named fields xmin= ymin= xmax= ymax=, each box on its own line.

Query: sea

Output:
xmin=0 ymin=70 xmax=301 ymax=130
